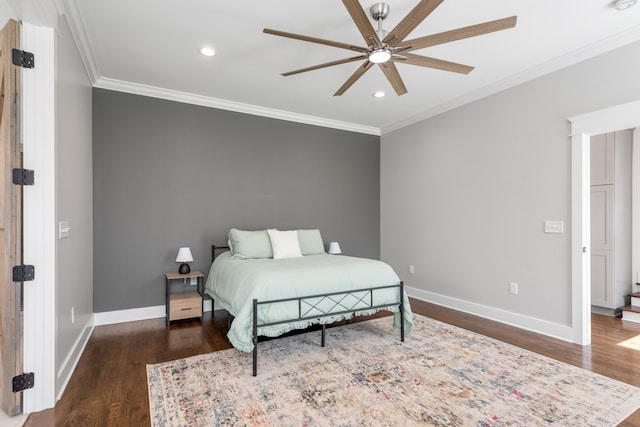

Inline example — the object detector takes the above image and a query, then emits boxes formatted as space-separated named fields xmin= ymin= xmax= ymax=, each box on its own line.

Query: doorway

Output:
xmin=570 ymin=100 xmax=640 ymax=346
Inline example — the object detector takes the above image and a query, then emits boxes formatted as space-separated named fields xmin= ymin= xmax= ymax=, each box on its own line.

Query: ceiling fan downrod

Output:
xmin=370 ymin=2 xmax=389 ymax=41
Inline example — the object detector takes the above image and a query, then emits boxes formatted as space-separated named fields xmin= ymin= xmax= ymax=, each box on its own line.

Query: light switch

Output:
xmin=59 ymin=221 xmax=70 ymax=239
xmin=544 ymin=220 xmax=564 ymax=234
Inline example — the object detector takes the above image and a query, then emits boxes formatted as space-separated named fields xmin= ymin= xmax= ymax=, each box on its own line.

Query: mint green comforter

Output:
xmin=205 ymin=252 xmax=414 ymax=352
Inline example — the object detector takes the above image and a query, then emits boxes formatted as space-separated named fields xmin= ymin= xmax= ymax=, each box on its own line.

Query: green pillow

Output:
xmin=297 ymin=229 xmax=325 ymax=255
xmin=228 ymin=229 xmax=273 ymax=259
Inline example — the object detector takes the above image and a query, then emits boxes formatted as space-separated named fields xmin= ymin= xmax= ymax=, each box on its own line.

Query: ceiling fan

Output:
xmin=263 ymin=0 xmax=517 ymax=96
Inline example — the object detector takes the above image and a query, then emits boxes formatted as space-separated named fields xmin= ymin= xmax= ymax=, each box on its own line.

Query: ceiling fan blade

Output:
xmin=282 ymin=55 xmax=367 ymax=76
xmin=383 ymin=0 xmax=444 ymax=46
xmin=378 ymin=62 xmax=407 ymax=96
xmin=342 ymin=0 xmax=381 ymax=45
xmin=401 ymin=16 xmax=517 ymax=51
xmin=263 ymin=28 xmax=367 ymax=53
xmin=398 ymin=53 xmax=474 ymax=74
xmin=334 ymin=61 xmax=374 ymax=96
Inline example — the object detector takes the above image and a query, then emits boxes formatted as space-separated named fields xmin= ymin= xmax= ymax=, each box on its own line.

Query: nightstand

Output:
xmin=165 ymin=270 xmax=205 ymax=324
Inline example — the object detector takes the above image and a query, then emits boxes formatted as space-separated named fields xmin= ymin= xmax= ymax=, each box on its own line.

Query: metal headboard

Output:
xmin=211 ymin=245 xmax=230 ymax=263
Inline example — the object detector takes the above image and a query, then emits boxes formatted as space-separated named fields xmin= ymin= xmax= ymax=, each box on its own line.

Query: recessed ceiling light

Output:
xmin=373 ymin=91 xmax=385 ymax=98
xmin=614 ymin=0 xmax=637 ymax=9
xmin=200 ymin=47 xmax=215 ymax=57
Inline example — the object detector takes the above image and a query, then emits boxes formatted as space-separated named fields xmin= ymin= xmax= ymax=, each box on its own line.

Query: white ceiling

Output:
xmin=62 ymin=0 xmax=640 ymax=135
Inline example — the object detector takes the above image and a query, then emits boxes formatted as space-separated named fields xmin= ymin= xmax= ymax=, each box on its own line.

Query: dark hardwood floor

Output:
xmin=32 ymin=299 xmax=640 ymax=426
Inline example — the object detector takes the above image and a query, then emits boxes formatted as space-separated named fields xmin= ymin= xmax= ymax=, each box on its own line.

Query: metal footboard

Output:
xmin=251 ymin=281 xmax=405 ymax=376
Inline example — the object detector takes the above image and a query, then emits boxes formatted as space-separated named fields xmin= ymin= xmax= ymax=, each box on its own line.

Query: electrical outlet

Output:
xmin=190 ymin=277 xmax=197 ymax=286
xmin=408 ymin=265 xmax=414 ymax=275
xmin=509 ymin=282 xmax=518 ymax=295
xmin=71 ymin=306 xmax=75 ymax=324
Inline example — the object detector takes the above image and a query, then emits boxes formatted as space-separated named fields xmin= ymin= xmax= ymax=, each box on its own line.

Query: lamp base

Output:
xmin=178 ymin=263 xmax=190 ymax=274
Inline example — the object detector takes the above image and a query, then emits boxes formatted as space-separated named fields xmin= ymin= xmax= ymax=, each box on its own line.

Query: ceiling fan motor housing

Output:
xmin=370 ymin=3 xmax=390 ymax=21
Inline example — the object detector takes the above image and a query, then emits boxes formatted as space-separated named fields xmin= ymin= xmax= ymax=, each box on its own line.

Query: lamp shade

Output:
xmin=328 ymin=242 xmax=342 ymax=255
xmin=176 ymin=247 xmax=193 ymax=274
xmin=176 ymin=247 xmax=193 ymax=263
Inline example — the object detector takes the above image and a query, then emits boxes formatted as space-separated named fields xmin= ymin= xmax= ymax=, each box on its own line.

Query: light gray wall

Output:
xmin=381 ymin=40 xmax=640 ymax=329
xmin=55 ymin=14 xmax=93 ymax=382
xmin=93 ymin=89 xmax=380 ymax=313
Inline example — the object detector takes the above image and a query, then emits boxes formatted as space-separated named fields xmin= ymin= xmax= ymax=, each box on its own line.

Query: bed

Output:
xmin=205 ymin=228 xmax=414 ymax=375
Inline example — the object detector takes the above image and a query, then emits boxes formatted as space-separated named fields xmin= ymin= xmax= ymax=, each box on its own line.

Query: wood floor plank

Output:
xmin=33 ymin=299 xmax=640 ymax=426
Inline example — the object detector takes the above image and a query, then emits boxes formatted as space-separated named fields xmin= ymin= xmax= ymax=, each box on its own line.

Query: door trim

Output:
xmin=569 ymin=99 xmax=640 ymax=345
xmin=21 ymin=22 xmax=56 ymax=413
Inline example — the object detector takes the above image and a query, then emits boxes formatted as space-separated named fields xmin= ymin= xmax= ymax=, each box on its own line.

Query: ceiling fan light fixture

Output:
xmin=369 ymin=48 xmax=391 ymax=64
xmin=373 ymin=91 xmax=385 ymax=98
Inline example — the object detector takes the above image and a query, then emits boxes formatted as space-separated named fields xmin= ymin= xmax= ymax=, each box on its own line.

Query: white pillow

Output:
xmin=267 ymin=229 xmax=302 ymax=259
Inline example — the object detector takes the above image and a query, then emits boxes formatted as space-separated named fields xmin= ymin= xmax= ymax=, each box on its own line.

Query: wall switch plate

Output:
xmin=59 ymin=221 xmax=70 ymax=239
xmin=190 ymin=277 xmax=197 ymax=286
xmin=408 ymin=265 xmax=414 ymax=275
xmin=544 ymin=220 xmax=564 ymax=234
xmin=509 ymin=282 xmax=518 ymax=295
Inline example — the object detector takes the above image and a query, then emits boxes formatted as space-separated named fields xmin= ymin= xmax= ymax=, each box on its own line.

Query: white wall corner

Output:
xmin=55 ymin=316 xmax=94 ymax=401
xmin=56 ymin=0 xmax=100 ymax=83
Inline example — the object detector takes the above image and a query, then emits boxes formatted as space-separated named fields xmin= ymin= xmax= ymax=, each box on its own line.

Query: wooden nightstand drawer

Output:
xmin=169 ymin=292 xmax=202 ymax=321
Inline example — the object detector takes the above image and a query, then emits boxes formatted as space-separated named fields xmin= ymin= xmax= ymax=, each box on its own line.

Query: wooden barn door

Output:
xmin=0 ymin=19 xmax=24 ymax=416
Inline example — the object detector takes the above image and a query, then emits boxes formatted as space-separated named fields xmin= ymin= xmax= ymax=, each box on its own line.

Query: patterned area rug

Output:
xmin=147 ymin=314 xmax=640 ymax=426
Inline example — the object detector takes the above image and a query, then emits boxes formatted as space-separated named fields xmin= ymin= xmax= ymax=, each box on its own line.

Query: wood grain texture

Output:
xmin=383 ymin=0 xmax=444 ymax=46
xmin=401 ymin=16 xmax=517 ymax=51
xmin=0 ymin=18 xmax=22 ymax=417
xmin=378 ymin=61 xmax=407 ymax=96
xmin=400 ymin=53 xmax=474 ymax=74
xmin=341 ymin=0 xmax=380 ymax=46
xmin=263 ymin=28 xmax=367 ymax=53
xmin=334 ymin=60 xmax=374 ymax=96
xmin=33 ymin=299 xmax=640 ymax=426
xmin=282 ymin=55 xmax=367 ymax=77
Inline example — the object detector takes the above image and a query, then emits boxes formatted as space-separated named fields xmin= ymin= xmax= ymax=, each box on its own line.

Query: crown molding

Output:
xmin=94 ymin=77 xmax=381 ymax=136
xmin=58 ymin=0 xmax=100 ymax=83
xmin=381 ymin=24 xmax=640 ymax=135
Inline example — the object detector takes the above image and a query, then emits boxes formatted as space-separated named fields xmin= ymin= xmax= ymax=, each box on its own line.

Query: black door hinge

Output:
xmin=11 ymin=49 xmax=34 ymax=69
xmin=12 ymin=373 xmax=34 ymax=393
xmin=12 ymin=265 xmax=35 ymax=282
xmin=12 ymin=168 xmax=34 ymax=186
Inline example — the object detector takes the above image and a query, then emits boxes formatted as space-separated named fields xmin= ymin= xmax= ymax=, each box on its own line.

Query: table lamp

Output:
xmin=176 ymin=247 xmax=193 ymax=274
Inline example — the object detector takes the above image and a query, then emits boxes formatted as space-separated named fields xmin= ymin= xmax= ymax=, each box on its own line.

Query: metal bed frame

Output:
xmin=211 ymin=245 xmax=405 ymax=376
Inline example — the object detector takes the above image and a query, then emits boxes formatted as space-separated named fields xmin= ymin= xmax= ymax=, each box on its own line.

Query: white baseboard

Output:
xmin=93 ymin=299 xmax=215 ymax=326
xmin=405 ymin=286 xmax=574 ymax=343
xmin=56 ymin=316 xmax=95 ymax=401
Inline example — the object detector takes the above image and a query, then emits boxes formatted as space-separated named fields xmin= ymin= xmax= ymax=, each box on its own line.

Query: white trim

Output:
xmin=569 ymin=100 xmax=640 ymax=136
xmin=568 ymin=100 xmax=640 ymax=346
xmin=570 ymin=133 xmax=591 ymax=345
xmin=21 ymin=22 xmax=57 ymax=413
xmin=94 ymin=300 xmax=214 ymax=326
xmin=56 ymin=0 xmax=100 ymax=83
xmin=94 ymin=77 xmax=381 ymax=136
xmin=55 ymin=318 xmax=94 ymax=401
xmin=405 ymin=286 xmax=574 ymax=343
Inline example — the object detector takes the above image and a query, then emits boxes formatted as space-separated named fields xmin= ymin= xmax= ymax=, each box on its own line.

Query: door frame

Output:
xmin=569 ymin=99 xmax=640 ymax=345
xmin=21 ymin=21 xmax=56 ymax=413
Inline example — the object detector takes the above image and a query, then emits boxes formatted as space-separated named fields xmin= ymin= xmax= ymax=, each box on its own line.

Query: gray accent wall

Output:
xmin=381 ymin=40 xmax=640 ymax=329
xmin=93 ymin=89 xmax=380 ymax=312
